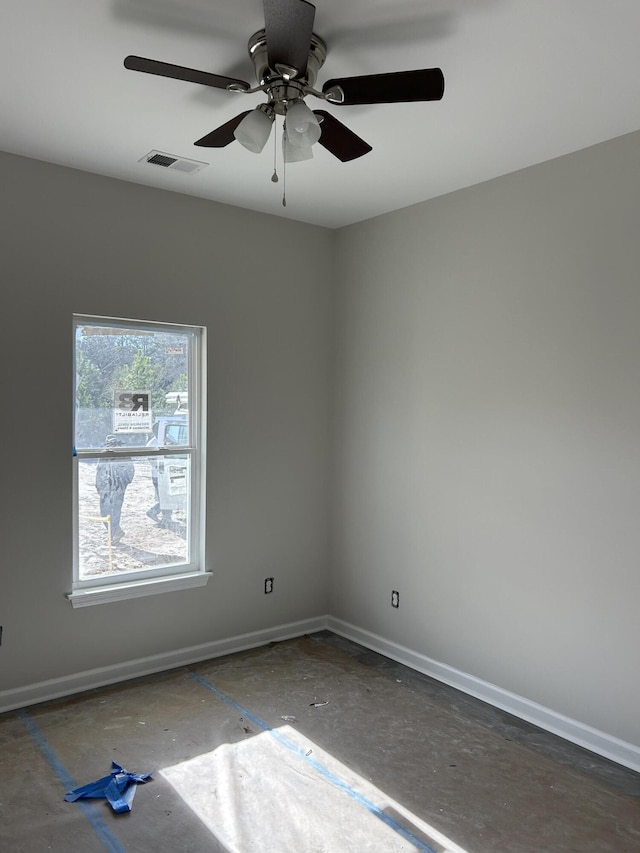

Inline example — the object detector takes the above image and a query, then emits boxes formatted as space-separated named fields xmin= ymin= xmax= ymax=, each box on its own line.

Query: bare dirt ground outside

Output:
xmin=78 ymin=457 xmax=187 ymax=578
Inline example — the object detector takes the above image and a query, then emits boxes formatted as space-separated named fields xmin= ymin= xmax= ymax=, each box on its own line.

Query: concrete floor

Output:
xmin=1 ymin=631 xmax=639 ymax=852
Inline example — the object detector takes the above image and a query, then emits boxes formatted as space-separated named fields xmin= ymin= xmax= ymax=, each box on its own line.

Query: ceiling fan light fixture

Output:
xmin=283 ymin=130 xmax=314 ymax=163
xmin=233 ymin=105 xmax=274 ymax=153
xmin=284 ymin=100 xmax=321 ymax=147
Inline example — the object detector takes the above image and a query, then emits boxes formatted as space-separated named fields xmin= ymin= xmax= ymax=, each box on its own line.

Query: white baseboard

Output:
xmin=0 ymin=616 xmax=328 ymax=715
xmin=326 ymin=617 xmax=640 ymax=774
xmin=4 ymin=614 xmax=639 ymax=774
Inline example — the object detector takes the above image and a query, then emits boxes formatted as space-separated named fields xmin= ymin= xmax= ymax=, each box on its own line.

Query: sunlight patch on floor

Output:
xmin=161 ymin=725 xmax=469 ymax=853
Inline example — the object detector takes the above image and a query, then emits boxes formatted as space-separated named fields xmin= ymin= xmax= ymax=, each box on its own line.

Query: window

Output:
xmin=69 ymin=315 xmax=208 ymax=607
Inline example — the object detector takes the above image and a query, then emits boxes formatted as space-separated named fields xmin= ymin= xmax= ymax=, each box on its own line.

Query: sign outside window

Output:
xmin=113 ymin=389 xmax=152 ymax=433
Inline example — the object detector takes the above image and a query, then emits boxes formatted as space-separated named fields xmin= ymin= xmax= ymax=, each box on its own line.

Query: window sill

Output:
xmin=67 ymin=571 xmax=212 ymax=608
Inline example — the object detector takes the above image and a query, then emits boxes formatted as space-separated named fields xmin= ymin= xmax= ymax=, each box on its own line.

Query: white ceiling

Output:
xmin=2 ymin=0 xmax=639 ymax=229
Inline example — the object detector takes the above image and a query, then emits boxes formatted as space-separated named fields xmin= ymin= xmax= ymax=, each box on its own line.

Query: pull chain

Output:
xmin=282 ymin=132 xmax=287 ymax=207
xmin=271 ymin=116 xmax=279 ymax=183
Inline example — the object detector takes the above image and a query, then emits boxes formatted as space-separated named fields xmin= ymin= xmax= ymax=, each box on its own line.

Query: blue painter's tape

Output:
xmin=18 ymin=711 xmax=127 ymax=853
xmin=65 ymin=760 xmax=152 ymax=813
xmin=188 ymin=670 xmax=439 ymax=853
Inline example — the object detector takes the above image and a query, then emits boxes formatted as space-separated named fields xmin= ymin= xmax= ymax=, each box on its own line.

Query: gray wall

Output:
xmin=332 ymin=130 xmax=640 ymax=747
xmin=0 ymin=152 xmax=333 ymax=688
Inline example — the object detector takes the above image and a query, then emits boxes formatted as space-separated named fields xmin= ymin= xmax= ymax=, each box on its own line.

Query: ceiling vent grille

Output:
xmin=140 ymin=150 xmax=208 ymax=175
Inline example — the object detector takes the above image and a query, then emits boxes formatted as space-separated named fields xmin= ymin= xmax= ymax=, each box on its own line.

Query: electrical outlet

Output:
xmin=265 ymin=578 xmax=274 ymax=594
xmin=391 ymin=590 xmax=399 ymax=609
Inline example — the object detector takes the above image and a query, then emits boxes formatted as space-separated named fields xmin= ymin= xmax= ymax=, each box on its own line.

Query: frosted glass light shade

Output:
xmin=283 ymin=131 xmax=313 ymax=162
xmin=234 ymin=108 xmax=274 ymax=153
xmin=284 ymin=101 xmax=321 ymax=147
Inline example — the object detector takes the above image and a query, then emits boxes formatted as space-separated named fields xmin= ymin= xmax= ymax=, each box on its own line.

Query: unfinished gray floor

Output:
xmin=1 ymin=632 xmax=638 ymax=852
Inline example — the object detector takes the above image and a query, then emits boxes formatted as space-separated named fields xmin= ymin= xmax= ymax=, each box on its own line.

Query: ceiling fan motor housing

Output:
xmin=248 ymin=28 xmax=327 ymax=112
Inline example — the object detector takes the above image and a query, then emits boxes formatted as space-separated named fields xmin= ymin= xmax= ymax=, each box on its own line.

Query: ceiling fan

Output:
xmin=124 ymin=0 xmax=444 ymax=164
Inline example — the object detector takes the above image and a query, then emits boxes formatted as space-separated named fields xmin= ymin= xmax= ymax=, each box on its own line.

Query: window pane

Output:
xmin=75 ymin=322 xmax=191 ymax=451
xmin=78 ymin=453 xmax=191 ymax=579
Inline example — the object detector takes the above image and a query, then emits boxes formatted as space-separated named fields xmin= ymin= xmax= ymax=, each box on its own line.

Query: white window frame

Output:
xmin=68 ymin=314 xmax=209 ymax=607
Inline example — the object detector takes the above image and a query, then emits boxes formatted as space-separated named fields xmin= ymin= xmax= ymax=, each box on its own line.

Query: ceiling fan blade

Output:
xmin=263 ymin=0 xmax=315 ymax=78
xmin=323 ymin=68 xmax=444 ymax=105
xmin=124 ymin=55 xmax=250 ymax=92
xmin=194 ymin=112 xmax=253 ymax=147
xmin=313 ymin=111 xmax=372 ymax=162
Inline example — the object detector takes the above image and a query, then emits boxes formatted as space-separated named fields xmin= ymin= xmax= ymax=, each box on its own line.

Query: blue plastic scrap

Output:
xmin=64 ymin=761 xmax=152 ymax=813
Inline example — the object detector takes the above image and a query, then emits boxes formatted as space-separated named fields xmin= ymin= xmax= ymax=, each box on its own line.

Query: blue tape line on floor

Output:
xmin=188 ymin=669 xmax=439 ymax=853
xmin=18 ymin=711 xmax=127 ymax=853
